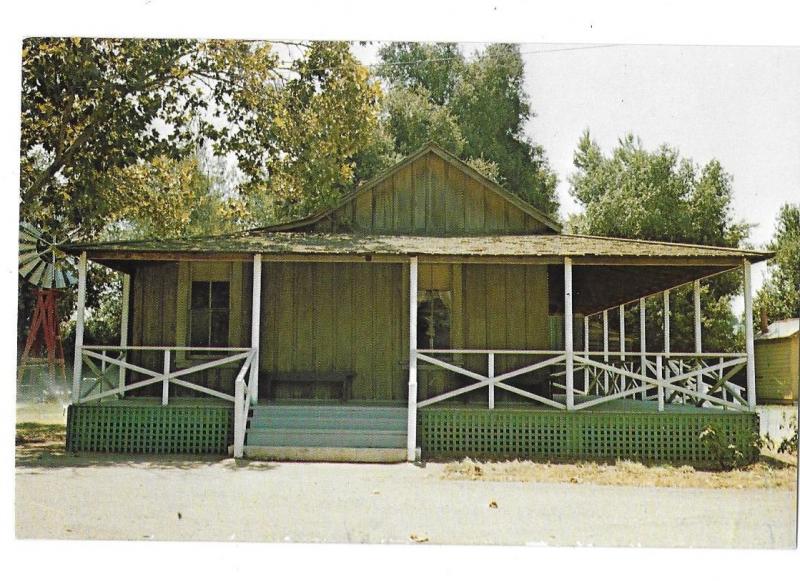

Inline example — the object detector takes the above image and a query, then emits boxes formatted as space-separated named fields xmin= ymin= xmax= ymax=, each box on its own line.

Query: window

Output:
xmin=417 ymin=290 xmax=452 ymax=350
xmin=189 ymin=281 xmax=230 ymax=347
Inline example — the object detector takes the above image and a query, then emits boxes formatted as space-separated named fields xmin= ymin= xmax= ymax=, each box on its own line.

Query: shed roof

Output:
xmin=756 ymin=319 xmax=800 ymax=341
xmin=65 ymin=231 xmax=772 ymax=265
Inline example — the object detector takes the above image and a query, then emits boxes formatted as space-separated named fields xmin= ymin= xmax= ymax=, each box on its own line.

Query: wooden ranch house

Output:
xmin=64 ymin=143 xmax=772 ymax=465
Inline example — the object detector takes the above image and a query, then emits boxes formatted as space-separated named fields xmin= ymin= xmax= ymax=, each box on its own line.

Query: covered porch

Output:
xmin=64 ymin=232 xmax=769 ymax=462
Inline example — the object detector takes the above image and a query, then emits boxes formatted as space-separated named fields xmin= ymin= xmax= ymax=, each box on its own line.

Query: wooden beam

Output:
xmin=250 ymin=253 xmax=262 ymax=403
xmin=603 ymin=309 xmax=609 ymax=394
xmin=619 ymin=304 xmax=626 ymax=393
xmin=407 ymin=257 xmax=419 ymax=461
xmin=564 ymin=257 xmax=574 ymax=410
xmin=584 ymin=315 xmax=590 ymax=393
xmin=694 ymin=280 xmax=702 ymax=353
xmin=72 ymin=252 xmax=87 ymax=403
xmin=118 ymin=273 xmax=130 ymax=393
xmin=743 ymin=260 xmax=756 ymax=410
xmin=640 ymin=297 xmax=646 ymax=394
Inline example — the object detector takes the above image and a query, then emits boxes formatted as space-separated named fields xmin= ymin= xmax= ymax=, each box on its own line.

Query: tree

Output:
xmin=21 ymin=39 xmax=382 ymax=236
xmin=755 ymin=204 xmax=800 ymax=322
xmin=569 ymin=132 xmax=751 ymax=352
xmin=375 ymin=42 xmax=559 ymax=216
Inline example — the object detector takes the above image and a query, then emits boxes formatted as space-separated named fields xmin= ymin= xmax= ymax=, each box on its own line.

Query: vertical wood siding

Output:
xmin=127 ymin=261 xmax=550 ymax=402
xmin=313 ymin=151 xmax=549 ymax=235
xmin=261 ymin=262 xmax=407 ymax=401
xmin=130 ymin=261 xmax=251 ymax=397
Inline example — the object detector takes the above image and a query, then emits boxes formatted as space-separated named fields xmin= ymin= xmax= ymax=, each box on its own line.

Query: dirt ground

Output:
xmin=14 ymin=424 xmax=799 ymax=547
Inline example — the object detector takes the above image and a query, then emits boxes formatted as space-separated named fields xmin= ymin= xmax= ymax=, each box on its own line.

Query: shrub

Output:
xmin=699 ymin=423 xmax=760 ymax=470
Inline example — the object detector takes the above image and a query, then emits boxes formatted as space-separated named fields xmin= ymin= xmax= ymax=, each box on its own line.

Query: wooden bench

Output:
xmin=263 ymin=372 xmax=355 ymax=402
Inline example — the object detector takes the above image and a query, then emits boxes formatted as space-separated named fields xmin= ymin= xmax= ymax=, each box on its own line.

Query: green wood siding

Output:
xmin=260 ymin=262 xmax=407 ymax=401
xmin=129 ymin=261 xmax=251 ymax=397
xmin=313 ymin=152 xmax=549 ymax=235
xmin=755 ymin=335 xmax=799 ymax=402
xmin=127 ymin=261 xmax=550 ymax=402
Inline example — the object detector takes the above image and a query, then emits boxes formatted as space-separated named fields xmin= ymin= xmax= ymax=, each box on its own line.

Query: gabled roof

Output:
xmin=256 ymin=142 xmax=562 ymax=234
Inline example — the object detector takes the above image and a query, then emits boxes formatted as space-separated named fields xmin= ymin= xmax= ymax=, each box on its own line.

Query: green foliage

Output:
xmin=100 ymin=155 xmax=247 ymax=239
xmin=570 ymin=132 xmax=751 ymax=351
xmin=755 ymin=203 xmax=800 ymax=323
xmin=21 ymin=38 xmax=382 ymax=236
xmin=571 ymin=132 xmax=748 ymax=247
xmin=222 ymin=42 xmax=383 ymax=222
xmin=777 ymin=416 xmax=798 ymax=455
xmin=699 ymin=423 xmax=760 ymax=470
xmin=376 ymin=42 xmax=559 ymax=216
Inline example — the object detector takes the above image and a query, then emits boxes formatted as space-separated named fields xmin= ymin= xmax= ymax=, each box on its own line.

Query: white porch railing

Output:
xmin=77 ymin=345 xmax=255 ymax=404
xmin=414 ymin=349 xmax=749 ymax=412
xmin=233 ymin=349 xmax=257 ymax=458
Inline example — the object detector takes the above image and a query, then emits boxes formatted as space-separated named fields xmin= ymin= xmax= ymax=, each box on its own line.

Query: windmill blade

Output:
xmin=54 ymin=267 xmax=66 ymax=289
xmin=41 ymin=263 xmax=55 ymax=288
xmin=19 ymin=249 xmax=44 ymax=266
xmin=63 ymin=269 xmax=77 ymax=287
xmin=20 ymin=223 xmax=46 ymax=244
xmin=19 ymin=257 xmax=43 ymax=278
xmin=27 ymin=261 xmax=47 ymax=286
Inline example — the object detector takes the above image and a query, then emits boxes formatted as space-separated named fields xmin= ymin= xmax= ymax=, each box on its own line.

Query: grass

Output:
xmin=441 ymin=454 xmax=798 ymax=490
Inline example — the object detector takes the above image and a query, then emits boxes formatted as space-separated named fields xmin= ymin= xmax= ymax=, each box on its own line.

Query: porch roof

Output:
xmin=65 ymin=231 xmax=772 ymax=266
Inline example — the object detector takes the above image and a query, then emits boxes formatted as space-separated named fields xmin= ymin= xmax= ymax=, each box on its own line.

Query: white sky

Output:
xmin=354 ymin=41 xmax=800 ymax=311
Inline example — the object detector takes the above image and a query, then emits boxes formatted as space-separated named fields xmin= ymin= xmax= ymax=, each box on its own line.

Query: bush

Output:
xmin=777 ymin=417 xmax=798 ymax=455
xmin=699 ymin=423 xmax=760 ymax=470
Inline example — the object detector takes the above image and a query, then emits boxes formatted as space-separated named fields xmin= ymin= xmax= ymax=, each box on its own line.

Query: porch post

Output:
xmin=639 ymin=297 xmax=646 ymax=395
xmin=583 ymin=315 xmax=590 ymax=393
xmin=694 ymin=280 xmax=702 ymax=353
xmin=663 ymin=290 xmax=670 ymax=354
xmin=564 ymin=257 xmax=574 ymax=410
xmin=743 ymin=260 xmax=756 ymax=410
xmin=694 ymin=280 xmax=705 ymax=402
xmin=118 ymin=273 xmax=130 ymax=393
xmin=663 ymin=290 xmax=671 ymax=401
xmin=619 ymin=305 xmax=626 ymax=393
xmin=407 ymin=256 xmax=419 ymax=461
xmin=71 ymin=252 xmax=87 ymax=403
xmin=602 ymin=309 xmax=609 ymax=393
xmin=250 ymin=253 xmax=262 ymax=404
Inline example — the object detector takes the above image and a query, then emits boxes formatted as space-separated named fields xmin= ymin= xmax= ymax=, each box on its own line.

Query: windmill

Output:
xmin=18 ymin=223 xmax=78 ymax=389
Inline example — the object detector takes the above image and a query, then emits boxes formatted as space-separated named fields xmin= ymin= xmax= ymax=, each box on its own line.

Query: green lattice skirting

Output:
xmin=67 ymin=404 xmax=233 ymax=454
xmin=418 ymin=408 xmax=760 ymax=466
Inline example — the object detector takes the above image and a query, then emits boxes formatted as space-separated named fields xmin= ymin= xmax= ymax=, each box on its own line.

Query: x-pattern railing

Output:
xmin=78 ymin=345 xmax=254 ymax=404
xmin=415 ymin=349 xmax=749 ymax=412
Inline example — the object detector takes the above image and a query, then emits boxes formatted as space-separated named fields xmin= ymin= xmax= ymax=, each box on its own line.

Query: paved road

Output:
xmin=15 ymin=459 xmax=797 ymax=547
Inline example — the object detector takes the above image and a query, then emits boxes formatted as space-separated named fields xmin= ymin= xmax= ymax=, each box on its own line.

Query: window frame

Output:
xmin=175 ymin=261 xmax=244 ymax=365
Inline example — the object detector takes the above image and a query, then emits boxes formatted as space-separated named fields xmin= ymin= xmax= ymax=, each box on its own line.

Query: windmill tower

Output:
xmin=18 ymin=223 xmax=77 ymax=390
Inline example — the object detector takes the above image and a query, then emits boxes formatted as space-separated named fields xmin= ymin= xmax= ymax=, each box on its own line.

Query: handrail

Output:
xmin=417 ymin=348 xmax=747 ymax=358
xmin=233 ymin=349 xmax=257 ymax=458
xmin=81 ymin=345 xmax=250 ymax=352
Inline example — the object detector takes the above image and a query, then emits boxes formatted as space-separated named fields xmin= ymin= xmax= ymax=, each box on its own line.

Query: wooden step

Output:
xmin=239 ymin=445 xmax=407 ymax=463
xmin=248 ymin=415 xmax=406 ymax=430
xmin=246 ymin=428 xmax=406 ymax=449
xmin=250 ymin=405 xmax=407 ymax=420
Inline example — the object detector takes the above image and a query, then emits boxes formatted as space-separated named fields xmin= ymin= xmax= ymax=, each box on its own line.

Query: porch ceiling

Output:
xmin=549 ymin=263 xmax=738 ymax=315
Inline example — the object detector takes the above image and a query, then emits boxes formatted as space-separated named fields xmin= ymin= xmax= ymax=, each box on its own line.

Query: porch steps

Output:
xmin=243 ymin=405 xmax=407 ymax=462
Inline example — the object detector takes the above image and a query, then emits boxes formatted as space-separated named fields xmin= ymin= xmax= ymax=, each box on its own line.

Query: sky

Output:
xmin=355 ymin=41 xmax=800 ymax=312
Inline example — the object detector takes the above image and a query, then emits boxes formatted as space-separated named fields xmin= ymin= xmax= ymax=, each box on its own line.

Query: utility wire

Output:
xmin=364 ymin=43 xmax=620 ymax=69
